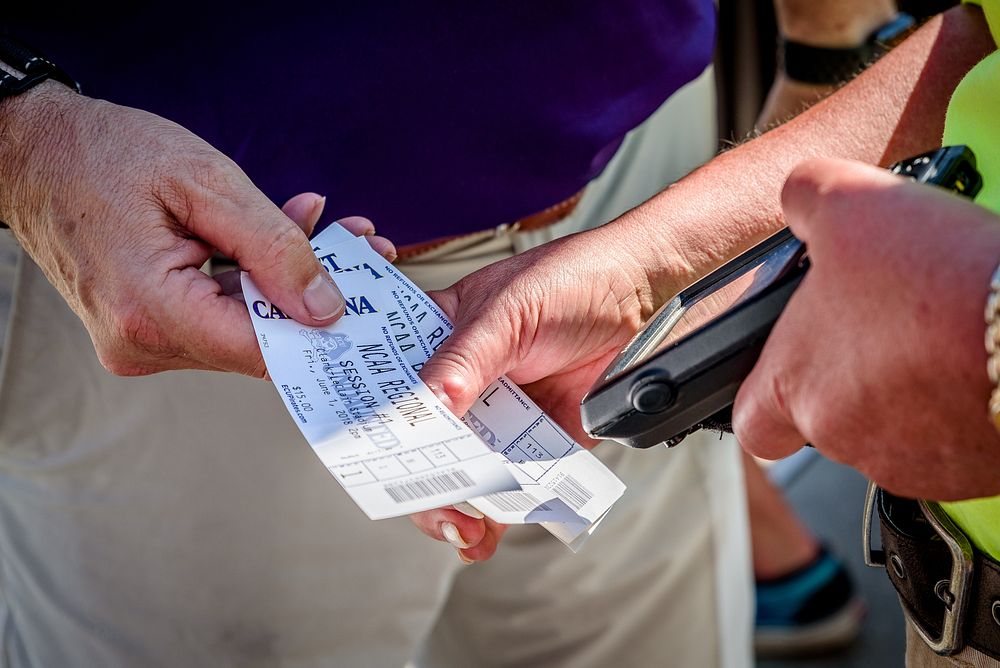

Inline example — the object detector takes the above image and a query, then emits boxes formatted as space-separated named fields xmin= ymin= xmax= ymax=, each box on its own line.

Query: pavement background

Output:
xmin=761 ymin=450 xmax=906 ymax=668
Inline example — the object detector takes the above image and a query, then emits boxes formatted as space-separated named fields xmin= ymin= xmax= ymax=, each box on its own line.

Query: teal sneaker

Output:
xmin=755 ymin=547 xmax=867 ymax=657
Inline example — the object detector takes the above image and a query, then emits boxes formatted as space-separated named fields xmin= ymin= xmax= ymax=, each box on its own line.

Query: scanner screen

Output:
xmin=606 ymin=232 xmax=803 ymax=380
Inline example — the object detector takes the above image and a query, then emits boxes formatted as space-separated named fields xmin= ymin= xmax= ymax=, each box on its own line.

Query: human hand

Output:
xmin=408 ymin=228 xmax=660 ymax=561
xmin=0 ymin=81 xmax=365 ymax=377
xmin=214 ymin=197 xmax=396 ymax=306
xmin=733 ymin=158 xmax=1000 ymax=500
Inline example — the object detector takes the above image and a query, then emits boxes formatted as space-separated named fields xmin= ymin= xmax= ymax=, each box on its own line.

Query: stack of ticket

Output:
xmin=242 ymin=224 xmax=625 ymax=549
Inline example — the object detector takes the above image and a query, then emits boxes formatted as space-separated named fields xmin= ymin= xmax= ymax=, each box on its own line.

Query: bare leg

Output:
xmin=743 ymin=448 xmax=819 ymax=579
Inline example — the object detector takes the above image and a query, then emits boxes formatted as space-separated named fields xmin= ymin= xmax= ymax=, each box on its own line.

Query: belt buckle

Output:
xmin=862 ymin=482 xmax=974 ymax=656
xmin=912 ymin=499 xmax=974 ymax=656
xmin=862 ymin=483 xmax=974 ymax=655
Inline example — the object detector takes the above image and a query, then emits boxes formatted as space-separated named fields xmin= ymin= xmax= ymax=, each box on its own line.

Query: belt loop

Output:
xmin=863 ymin=481 xmax=886 ymax=568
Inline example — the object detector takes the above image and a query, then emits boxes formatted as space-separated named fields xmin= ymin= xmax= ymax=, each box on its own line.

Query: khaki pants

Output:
xmin=0 ymin=68 xmax=750 ymax=667
xmin=906 ymin=619 xmax=1000 ymax=667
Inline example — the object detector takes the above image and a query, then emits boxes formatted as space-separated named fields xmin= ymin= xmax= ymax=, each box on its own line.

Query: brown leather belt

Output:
xmin=867 ymin=486 xmax=1000 ymax=660
xmin=395 ymin=190 xmax=584 ymax=262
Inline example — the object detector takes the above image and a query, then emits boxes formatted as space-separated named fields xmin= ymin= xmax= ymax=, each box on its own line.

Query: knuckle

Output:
xmin=767 ymin=370 xmax=792 ymax=422
xmin=190 ymin=154 xmax=244 ymax=199
xmin=261 ymin=220 xmax=309 ymax=260
xmin=154 ymin=147 xmax=248 ymax=229
xmin=420 ymin=351 xmax=473 ymax=395
xmin=95 ymin=346 xmax=152 ymax=377
xmin=113 ymin=301 xmax=168 ymax=359
xmin=783 ymin=160 xmax=841 ymax=216
xmin=118 ymin=305 xmax=154 ymax=347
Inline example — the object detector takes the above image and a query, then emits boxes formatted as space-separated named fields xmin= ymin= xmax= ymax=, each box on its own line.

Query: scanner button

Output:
xmin=631 ymin=380 xmax=673 ymax=414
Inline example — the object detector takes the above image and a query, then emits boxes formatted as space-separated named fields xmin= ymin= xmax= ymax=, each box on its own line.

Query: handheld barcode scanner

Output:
xmin=580 ymin=146 xmax=983 ymax=449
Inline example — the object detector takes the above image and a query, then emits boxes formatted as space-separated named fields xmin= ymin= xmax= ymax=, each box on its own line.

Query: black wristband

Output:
xmin=0 ymin=35 xmax=80 ymax=102
xmin=779 ymin=13 xmax=916 ymax=85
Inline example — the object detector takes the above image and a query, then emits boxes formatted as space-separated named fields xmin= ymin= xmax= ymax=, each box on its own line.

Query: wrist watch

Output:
xmin=985 ymin=263 xmax=1000 ymax=430
xmin=780 ymin=12 xmax=917 ymax=85
xmin=0 ymin=36 xmax=79 ymax=230
xmin=0 ymin=36 xmax=80 ymax=100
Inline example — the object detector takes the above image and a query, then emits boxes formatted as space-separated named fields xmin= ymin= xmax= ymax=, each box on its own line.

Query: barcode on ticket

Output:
xmin=551 ymin=474 xmax=594 ymax=511
xmin=383 ymin=470 xmax=476 ymax=504
xmin=481 ymin=490 xmax=552 ymax=513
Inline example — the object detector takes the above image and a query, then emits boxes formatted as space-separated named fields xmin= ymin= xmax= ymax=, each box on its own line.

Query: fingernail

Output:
xmin=457 ymin=550 xmax=475 ymax=565
xmin=441 ymin=522 xmax=470 ymax=549
xmin=365 ymin=227 xmax=376 ymax=237
xmin=453 ymin=502 xmax=484 ymax=519
xmin=311 ymin=196 xmax=327 ymax=222
xmin=303 ymin=273 xmax=345 ymax=321
xmin=384 ymin=250 xmax=398 ymax=263
xmin=425 ymin=381 xmax=453 ymax=411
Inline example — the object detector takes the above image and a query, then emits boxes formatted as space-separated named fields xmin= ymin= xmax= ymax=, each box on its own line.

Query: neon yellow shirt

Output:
xmin=940 ymin=0 xmax=1000 ymax=560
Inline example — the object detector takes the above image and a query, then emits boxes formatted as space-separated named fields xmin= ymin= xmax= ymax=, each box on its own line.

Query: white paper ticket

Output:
xmin=241 ymin=273 xmax=519 ymax=520
xmin=308 ymin=224 xmax=626 ymax=546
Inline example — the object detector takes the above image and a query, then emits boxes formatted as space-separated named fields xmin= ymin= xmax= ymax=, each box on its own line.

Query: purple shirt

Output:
xmin=12 ymin=2 xmax=715 ymax=246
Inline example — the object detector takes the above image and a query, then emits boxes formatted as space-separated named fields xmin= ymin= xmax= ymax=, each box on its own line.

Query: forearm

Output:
xmin=608 ymin=5 xmax=994 ymax=312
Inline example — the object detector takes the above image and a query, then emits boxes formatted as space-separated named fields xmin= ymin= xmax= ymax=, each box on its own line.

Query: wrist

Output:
xmin=597 ymin=195 xmax=696 ymax=320
xmin=778 ymin=10 xmax=917 ymax=87
xmin=0 ymin=80 xmax=86 ymax=233
xmin=603 ymin=154 xmax=789 ymax=317
xmin=936 ymin=215 xmax=1000 ymax=437
xmin=778 ymin=1 xmax=898 ymax=48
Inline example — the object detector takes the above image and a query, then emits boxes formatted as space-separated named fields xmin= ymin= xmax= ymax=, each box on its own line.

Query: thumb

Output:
xmin=419 ymin=300 xmax=517 ymax=417
xmin=732 ymin=358 xmax=806 ymax=461
xmin=186 ymin=182 xmax=345 ymax=327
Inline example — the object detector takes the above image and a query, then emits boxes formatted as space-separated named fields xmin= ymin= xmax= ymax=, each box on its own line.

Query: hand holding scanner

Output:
xmin=580 ymin=146 xmax=984 ymax=449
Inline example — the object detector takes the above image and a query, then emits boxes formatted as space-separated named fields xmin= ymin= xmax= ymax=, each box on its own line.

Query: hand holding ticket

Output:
xmin=243 ymin=223 xmax=625 ymax=548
